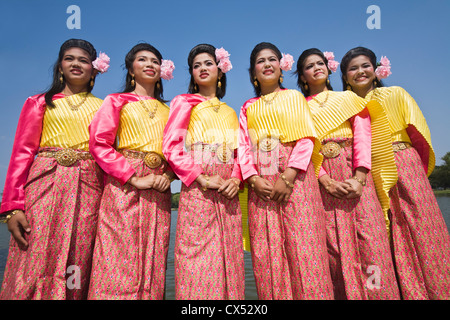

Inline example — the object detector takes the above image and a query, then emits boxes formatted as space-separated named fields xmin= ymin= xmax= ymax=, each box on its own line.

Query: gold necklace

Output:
xmin=312 ymin=91 xmax=329 ymax=108
xmin=135 ymin=92 xmax=158 ymax=119
xmin=261 ymin=90 xmax=280 ymax=105
xmin=65 ymin=93 xmax=88 ymax=111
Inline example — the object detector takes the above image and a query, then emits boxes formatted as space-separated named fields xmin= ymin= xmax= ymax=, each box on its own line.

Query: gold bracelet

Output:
xmin=0 ymin=209 xmax=21 ymax=224
xmin=281 ymin=174 xmax=294 ymax=188
xmin=249 ymin=175 xmax=260 ymax=189
xmin=202 ymin=175 xmax=209 ymax=191
xmin=162 ymin=172 xmax=173 ymax=183
xmin=352 ymin=176 xmax=366 ymax=186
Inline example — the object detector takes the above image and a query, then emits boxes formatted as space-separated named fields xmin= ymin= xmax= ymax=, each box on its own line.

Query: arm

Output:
xmin=1 ymin=96 xmax=46 ymax=214
xmin=162 ymin=95 xmax=204 ymax=187
xmin=88 ymin=94 xmax=135 ymax=185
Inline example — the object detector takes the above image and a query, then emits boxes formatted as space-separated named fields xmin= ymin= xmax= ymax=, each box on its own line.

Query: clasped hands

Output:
xmin=319 ymin=169 xmax=367 ymax=199
xmin=249 ymin=168 xmax=298 ymax=203
xmin=195 ymin=174 xmax=240 ymax=200
xmin=128 ymin=172 xmax=173 ymax=192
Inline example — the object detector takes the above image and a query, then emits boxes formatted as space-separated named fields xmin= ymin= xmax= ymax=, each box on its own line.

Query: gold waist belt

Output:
xmin=392 ymin=142 xmax=412 ymax=152
xmin=190 ymin=143 xmax=234 ymax=163
xmin=37 ymin=149 xmax=93 ymax=166
xmin=320 ymin=139 xmax=353 ymax=158
xmin=119 ymin=149 xmax=164 ymax=169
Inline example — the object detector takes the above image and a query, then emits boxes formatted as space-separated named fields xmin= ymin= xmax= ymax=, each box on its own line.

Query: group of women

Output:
xmin=0 ymin=38 xmax=449 ymax=300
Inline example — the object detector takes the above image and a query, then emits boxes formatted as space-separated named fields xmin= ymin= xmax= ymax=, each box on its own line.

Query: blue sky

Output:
xmin=0 ymin=0 xmax=449 ymax=194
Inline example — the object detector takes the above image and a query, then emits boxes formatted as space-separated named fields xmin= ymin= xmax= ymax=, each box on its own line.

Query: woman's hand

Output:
xmin=218 ymin=178 xmax=240 ymax=199
xmin=152 ymin=174 xmax=171 ymax=193
xmin=7 ymin=210 xmax=31 ymax=251
xmin=196 ymin=174 xmax=224 ymax=191
xmin=127 ymin=174 xmax=155 ymax=190
xmin=319 ymin=174 xmax=350 ymax=199
xmin=270 ymin=168 xmax=297 ymax=203
xmin=343 ymin=168 xmax=367 ymax=199
xmin=249 ymin=175 xmax=273 ymax=201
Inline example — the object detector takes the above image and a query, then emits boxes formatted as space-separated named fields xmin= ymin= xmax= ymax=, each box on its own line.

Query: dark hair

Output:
xmin=294 ymin=48 xmax=333 ymax=97
xmin=123 ymin=42 xmax=166 ymax=103
xmin=340 ymin=46 xmax=384 ymax=91
xmin=45 ymin=39 xmax=97 ymax=108
xmin=249 ymin=42 xmax=285 ymax=97
xmin=187 ymin=43 xmax=226 ymax=99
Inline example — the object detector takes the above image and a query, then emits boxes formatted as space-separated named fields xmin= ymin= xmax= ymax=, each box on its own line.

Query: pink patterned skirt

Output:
xmin=389 ymin=145 xmax=450 ymax=300
xmin=0 ymin=148 xmax=103 ymax=300
xmin=248 ymin=142 xmax=333 ymax=300
xmin=320 ymin=138 xmax=400 ymax=300
xmin=87 ymin=156 xmax=172 ymax=300
xmin=174 ymin=144 xmax=245 ymax=300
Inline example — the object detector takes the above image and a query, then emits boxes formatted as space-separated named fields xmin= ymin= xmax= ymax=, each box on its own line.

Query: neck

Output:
xmin=197 ymin=85 xmax=216 ymax=100
xmin=260 ymin=83 xmax=281 ymax=96
xmin=308 ymin=82 xmax=328 ymax=97
xmin=353 ymin=84 xmax=375 ymax=98
xmin=62 ymin=83 xmax=88 ymax=96
xmin=134 ymin=82 xmax=155 ymax=98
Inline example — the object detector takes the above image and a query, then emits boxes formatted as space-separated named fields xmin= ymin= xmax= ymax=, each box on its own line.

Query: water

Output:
xmin=1 ymin=196 xmax=450 ymax=299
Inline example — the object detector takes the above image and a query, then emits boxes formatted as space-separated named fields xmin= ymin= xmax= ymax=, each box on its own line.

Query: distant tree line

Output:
xmin=171 ymin=192 xmax=180 ymax=209
xmin=429 ymin=152 xmax=450 ymax=189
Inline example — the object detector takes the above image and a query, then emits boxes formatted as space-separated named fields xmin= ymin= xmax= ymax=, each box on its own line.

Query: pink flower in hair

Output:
xmin=323 ymin=51 xmax=335 ymax=61
xmin=216 ymin=47 xmax=233 ymax=73
xmin=280 ymin=53 xmax=294 ymax=71
xmin=323 ymin=51 xmax=339 ymax=73
xmin=161 ymin=59 xmax=175 ymax=80
xmin=92 ymin=52 xmax=110 ymax=73
xmin=375 ymin=56 xmax=392 ymax=79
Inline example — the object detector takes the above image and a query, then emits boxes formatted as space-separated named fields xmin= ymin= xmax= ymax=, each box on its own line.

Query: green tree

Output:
xmin=171 ymin=192 xmax=180 ymax=209
xmin=429 ymin=152 xmax=450 ymax=189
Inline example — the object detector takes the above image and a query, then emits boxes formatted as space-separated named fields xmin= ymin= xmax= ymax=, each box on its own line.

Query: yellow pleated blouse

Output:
xmin=365 ymin=86 xmax=435 ymax=175
xmin=40 ymin=93 xmax=103 ymax=151
xmin=246 ymin=89 xmax=322 ymax=176
xmin=117 ymin=99 xmax=170 ymax=157
xmin=186 ymin=97 xmax=239 ymax=149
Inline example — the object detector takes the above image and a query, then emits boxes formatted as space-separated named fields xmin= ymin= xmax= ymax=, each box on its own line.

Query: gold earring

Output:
xmin=90 ymin=76 xmax=95 ymax=87
xmin=130 ymin=75 xmax=135 ymax=87
xmin=60 ymin=71 xmax=64 ymax=84
xmin=194 ymin=83 xmax=198 ymax=91
xmin=304 ymin=82 xmax=309 ymax=91
xmin=346 ymin=82 xmax=352 ymax=91
xmin=327 ymin=78 xmax=330 ymax=85
xmin=279 ymin=75 xmax=284 ymax=84
xmin=156 ymin=81 xmax=161 ymax=89
xmin=218 ymin=79 xmax=222 ymax=88
xmin=253 ymin=78 xmax=258 ymax=87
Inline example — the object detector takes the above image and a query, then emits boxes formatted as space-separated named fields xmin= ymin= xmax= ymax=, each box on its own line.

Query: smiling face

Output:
xmin=300 ymin=54 xmax=329 ymax=86
xmin=59 ymin=47 xmax=94 ymax=88
xmin=253 ymin=49 xmax=282 ymax=87
xmin=130 ymin=50 xmax=161 ymax=86
xmin=192 ymin=52 xmax=222 ymax=88
xmin=344 ymin=55 xmax=376 ymax=92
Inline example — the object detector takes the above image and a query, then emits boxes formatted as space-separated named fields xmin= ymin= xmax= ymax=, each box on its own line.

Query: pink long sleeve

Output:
xmin=287 ymin=138 xmax=314 ymax=172
xmin=0 ymin=95 xmax=51 ymax=213
xmin=89 ymin=94 xmax=136 ymax=185
xmin=349 ymin=108 xmax=371 ymax=171
xmin=162 ymin=95 xmax=204 ymax=187
xmin=238 ymin=98 xmax=259 ymax=181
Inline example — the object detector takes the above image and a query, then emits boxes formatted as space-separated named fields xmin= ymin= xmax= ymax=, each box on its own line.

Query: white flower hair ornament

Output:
xmin=323 ymin=51 xmax=340 ymax=73
xmin=215 ymin=47 xmax=233 ymax=73
xmin=375 ymin=56 xmax=392 ymax=80
xmin=92 ymin=52 xmax=110 ymax=73
xmin=160 ymin=59 xmax=175 ymax=80
xmin=280 ymin=53 xmax=295 ymax=71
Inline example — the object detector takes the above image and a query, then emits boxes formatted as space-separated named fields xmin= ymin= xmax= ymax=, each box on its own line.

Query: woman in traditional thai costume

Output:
xmin=341 ymin=46 xmax=450 ymax=299
xmin=238 ymin=42 xmax=333 ymax=300
xmin=162 ymin=44 xmax=245 ymax=300
xmin=0 ymin=39 xmax=108 ymax=299
xmin=296 ymin=48 xmax=400 ymax=299
xmin=87 ymin=43 xmax=175 ymax=300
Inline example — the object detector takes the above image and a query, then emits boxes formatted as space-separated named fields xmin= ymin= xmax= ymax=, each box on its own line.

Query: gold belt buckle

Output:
xmin=216 ymin=143 xmax=232 ymax=163
xmin=54 ymin=149 xmax=78 ymax=166
xmin=144 ymin=152 xmax=162 ymax=168
xmin=392 ymin=142 xmax=410 ymax=152
xmin=321 ymin=141 xmax=341 ymax=158
xmin=259 ymin=137 xmax=279 ymax=152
